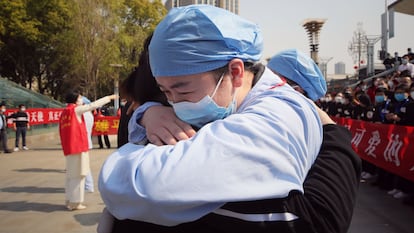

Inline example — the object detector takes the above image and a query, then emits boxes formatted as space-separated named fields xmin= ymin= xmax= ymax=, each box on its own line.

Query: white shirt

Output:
xmin=398 ymin=62 xmax=414 ymax=77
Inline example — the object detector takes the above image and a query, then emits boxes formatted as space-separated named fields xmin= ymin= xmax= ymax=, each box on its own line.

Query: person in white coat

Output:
xmin=99 ymin=4 xmax=323 ymax=227
xmin=82 ymin=97 xmax=95 ymax=193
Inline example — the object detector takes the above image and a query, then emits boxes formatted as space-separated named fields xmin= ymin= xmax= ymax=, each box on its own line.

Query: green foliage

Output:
xmin=0 ymin=0 xmax=167 ymax=102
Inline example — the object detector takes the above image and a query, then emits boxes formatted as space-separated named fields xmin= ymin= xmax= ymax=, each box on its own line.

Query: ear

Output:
xmin=228 ymin=59 xmax=244 ymax=88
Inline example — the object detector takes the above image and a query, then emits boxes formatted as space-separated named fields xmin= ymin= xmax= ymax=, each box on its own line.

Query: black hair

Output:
xmin=65 ymin=89 xmax=81 ymax=104
xmin=375 ymin=87 xmax=388 ymax=94
xmin=120 ymin=34 xmax=168 ymax=106
xmin=399 ymin=70 xmax=411 ymax=78
xmin=395 ymin=84 xmax=410 ymax=93
xmin=357 ymin=92 xmax=372 ymax=107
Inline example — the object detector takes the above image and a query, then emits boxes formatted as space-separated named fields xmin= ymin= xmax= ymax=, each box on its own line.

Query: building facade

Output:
xmin=334 ymin=62 xmax=346 ymax=75
xmin=165 ymin=0 xmax=239 ymax=14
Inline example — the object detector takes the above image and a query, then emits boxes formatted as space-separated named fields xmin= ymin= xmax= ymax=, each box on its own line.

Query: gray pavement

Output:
xmin=0 ymin=132 xmax=115 ymax=233
xmin=0 ymin=132 xmax=414 ymax=233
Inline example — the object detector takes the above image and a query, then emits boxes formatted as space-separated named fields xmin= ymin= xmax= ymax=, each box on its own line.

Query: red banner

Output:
xmin=5 ymin=108 xmax=119 ymax=135
xmin=5 ymin=108 xmax=63 ymax=126
xmin=333 ymin=117 xmax=414 ymax=182
xmin=4 ymin=108 xmax=413 ymax=180
xmin=92 ymin=116 xmax=120 ymax=136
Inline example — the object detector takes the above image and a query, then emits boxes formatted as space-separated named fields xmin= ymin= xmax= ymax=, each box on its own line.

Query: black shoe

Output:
xmin=4 ymin=150 xmax=12 ymax=153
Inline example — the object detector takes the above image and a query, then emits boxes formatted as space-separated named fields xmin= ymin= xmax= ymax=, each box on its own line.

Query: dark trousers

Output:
xmin=0 ymin=129 xmax=10 ymax=152
xmin=15 ymin=126 xmax=27 ymax=147
xmin=98 ymin=135 xmax=111 ymax=148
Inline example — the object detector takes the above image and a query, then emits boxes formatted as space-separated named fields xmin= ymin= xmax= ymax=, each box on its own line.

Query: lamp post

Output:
xmin=319 ymin=57 xmax=333 ymax=81
xmin=109 ymin=63 xmax=123 ymax=115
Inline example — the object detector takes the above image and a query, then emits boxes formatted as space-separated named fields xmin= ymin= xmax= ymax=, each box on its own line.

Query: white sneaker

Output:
xmin=393 ymin=191 xmax=409 ymax=199
xmin=387 ymin=189 xmax=400 ymax=195
xmin=13 ymin=147 xmax=19 ymax=152
xmin=23 ymin=146 xmax=29 ymax=150
xmin=365 ymin=173 xmax=375 ymax=179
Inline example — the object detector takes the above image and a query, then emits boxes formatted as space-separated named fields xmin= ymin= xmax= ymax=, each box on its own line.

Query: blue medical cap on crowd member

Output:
xmin=267 ymin=49 xmax=327 ymax=101
xmin=82 ymin=96 xmax=91 ymax=104
xmin=149 ymin=4 xmax=263 ymax=77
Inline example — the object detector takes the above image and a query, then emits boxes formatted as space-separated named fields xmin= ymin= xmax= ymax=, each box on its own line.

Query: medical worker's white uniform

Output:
xmin=99 ymin=68 xmax=323 ymax=226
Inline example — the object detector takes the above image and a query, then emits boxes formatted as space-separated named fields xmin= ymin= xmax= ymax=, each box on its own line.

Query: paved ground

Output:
xmin=0 ymin=133 xmax=115 ymax=233
xmin=0 ymin=132 xmax=414 ymax=233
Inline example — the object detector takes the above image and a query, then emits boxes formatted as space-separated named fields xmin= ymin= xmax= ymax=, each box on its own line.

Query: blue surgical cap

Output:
xmin=149 ymin=5 xmax=263 ymax=77
xmin=267 ymin=49 xmax=327 ymax=101
xmin=82 ymin=96 xmax=91 ymax=104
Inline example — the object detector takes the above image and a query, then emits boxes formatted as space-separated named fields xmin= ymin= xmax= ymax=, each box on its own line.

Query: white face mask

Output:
xmin=168 ymin=73 xmax=236 ymax=128
xmin=1 ymin=108 xmax=5 ymax=113
xmin=335 ymin=96 xmax=343 ymax=103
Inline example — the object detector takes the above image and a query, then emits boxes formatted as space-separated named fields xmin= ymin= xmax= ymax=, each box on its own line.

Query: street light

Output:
xmin=109 ymin=63 xmax=123 ymax=115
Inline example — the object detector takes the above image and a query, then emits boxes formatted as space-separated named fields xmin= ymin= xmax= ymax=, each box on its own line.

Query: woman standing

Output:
xmin=59 ymin=89 xmax=117 ymax=210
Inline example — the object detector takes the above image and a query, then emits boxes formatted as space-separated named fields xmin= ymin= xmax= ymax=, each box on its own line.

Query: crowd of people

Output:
xmin=316 ymin=53 xmax=414 ymax=206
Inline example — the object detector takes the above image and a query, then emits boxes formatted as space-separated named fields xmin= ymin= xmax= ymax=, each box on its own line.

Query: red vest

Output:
xmin=59 ymin=104 xmax=89 ymax=155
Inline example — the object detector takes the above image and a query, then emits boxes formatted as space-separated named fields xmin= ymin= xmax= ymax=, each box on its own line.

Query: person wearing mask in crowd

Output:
xmin=331 ymin=92 xmax=345 ymax=117
xmin=0 ymin=102 xmax=12 ymax=154
xmin=386 ymin=84 xmax=412 ymax=124
xmin=98 ymin=5 xmax=360 ymax=233
xmin=397 ymin=55 xmax=414 ymax=78
xmin=361 ymin=87 xmax=392 ymax=181
xmin=82 ymin=97 xmax=95 ymax=193
xmin=319 ymin=92 xmax=333 ymax=113
xmin=10 ymin=104 xmax=30 ymax=151
xmin=59 ymin=90 xmax=117 ymax=211
xmin=372 ymin=87 xmax=394 ymax=124
xmin=341 ymin=92 xmax=355 ymax=118
xmin=384 ymin=84 xmax=414 ymax=201
xmin=364 ymin=87 xmax=397 ymax=187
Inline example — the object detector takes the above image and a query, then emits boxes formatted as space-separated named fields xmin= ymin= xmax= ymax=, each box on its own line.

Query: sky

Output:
xmin=238 ymin=0 xmax=414 ymax=76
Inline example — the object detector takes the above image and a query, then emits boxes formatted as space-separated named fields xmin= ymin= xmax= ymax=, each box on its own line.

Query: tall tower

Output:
xmin=302 ymin=19 xmax=326 ymax=65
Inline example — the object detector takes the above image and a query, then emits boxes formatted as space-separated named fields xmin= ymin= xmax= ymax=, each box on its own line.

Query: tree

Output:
xmin=0 ymin=0 xmax=167 ymax=102
xmin=0 ymin=0 xmax=72 ymax=97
